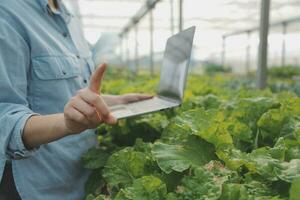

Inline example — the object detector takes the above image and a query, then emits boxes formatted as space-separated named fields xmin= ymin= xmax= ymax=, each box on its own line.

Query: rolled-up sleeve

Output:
xmin=0 ymin=17 xmax=38 ymax=160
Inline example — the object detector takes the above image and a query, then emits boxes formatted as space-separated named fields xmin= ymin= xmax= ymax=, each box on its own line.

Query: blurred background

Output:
xmin=63 ymin=0 xmax=300 ymax=80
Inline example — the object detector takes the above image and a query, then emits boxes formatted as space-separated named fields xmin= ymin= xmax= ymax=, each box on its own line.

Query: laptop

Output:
xmin=110 ymin=26 xmax=196 ymax=119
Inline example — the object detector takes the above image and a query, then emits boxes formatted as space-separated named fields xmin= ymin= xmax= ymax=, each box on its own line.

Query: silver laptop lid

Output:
xmin=157 ymin=26 xmax=196 ymax=102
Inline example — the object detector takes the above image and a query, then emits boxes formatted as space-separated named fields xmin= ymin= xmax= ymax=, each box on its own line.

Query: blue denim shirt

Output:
xmin=0 ymin=0 xmax=98 ymax=199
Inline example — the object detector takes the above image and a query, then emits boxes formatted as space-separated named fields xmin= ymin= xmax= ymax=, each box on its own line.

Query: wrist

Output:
xmin=22 ymin=113 xmax=76 ymax=149
xmin=59 ymin=114 xmax=75 ymax=136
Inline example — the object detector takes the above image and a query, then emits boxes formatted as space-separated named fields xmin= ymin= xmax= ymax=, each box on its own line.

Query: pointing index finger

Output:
xmin=89 ymin=63 xmax=107 ymax=93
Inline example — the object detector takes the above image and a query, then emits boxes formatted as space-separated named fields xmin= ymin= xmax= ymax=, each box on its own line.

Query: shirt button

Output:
xmin=76 ymin=55 xmax=81 ymax=59
xmin=63 ymin=32 xmax=68 ymax=37
xmin=83 ymin=79 xmax=87 ymax=84
xmin=62 ymin=70 xmax=67 ymax=75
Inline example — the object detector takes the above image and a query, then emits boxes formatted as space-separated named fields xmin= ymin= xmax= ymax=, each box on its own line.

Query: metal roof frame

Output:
xmin=119 ymin=0 xmax=162 ymax=37
xmin=224 ymin=16 xmax=300 ymax=37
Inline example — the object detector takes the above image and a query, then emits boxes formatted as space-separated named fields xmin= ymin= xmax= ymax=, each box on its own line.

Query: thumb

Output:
xmin=89 ymin=63 xmax=107 ymax=93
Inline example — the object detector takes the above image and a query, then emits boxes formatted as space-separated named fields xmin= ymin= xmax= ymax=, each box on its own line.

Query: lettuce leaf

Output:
xmin=103 ymin=148 xmax=149 ymax=187
xmin=175 ymin=162 xmax=232 ymax=200
xmin=152 ymin=135 xmax=216 ymax=174
xmin=114 ymin=176 xmax=167 ymax=200
xmin=82 ymin=147 xmax=110 ymax=169
xmin=289 ymin=179 xmax=300 ymax=200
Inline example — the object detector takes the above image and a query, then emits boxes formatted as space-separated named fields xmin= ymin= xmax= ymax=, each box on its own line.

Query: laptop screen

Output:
xmin=158 ymin=26 xmax=196 ymax=102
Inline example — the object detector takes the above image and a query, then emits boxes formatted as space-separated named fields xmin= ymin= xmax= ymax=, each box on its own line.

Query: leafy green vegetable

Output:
xmin=227 ymin=97 xmax=280 ymax=131
xmin=82 ymin=74 xmax=300 ymax=200
xmin=220 ymin=181 xmax=283 ymax=200
xmin=114 ymin=176 xmax=167 ymax=200
xmin=268 ymin=66 xmax=300 ymax=79
xmin=289 ymin=179 xmax=300 ymax=200
xmin=81 ymin=148 xmax=110 ymax=169
xmin=165 ymin=193 xmax=179 ymax=200
xmin=103 ymin=148 xmax=149 ymax=187
xmin=175 ymin=162 xmax=232 ymax=200
xmin=165 ymin=108 xmax=234 ymax=148
xmin=220 ymin=183 xmax=244 ymax=200
xmin=152 ymin=135 xmax=216 ymax=174
xmin=85 ymin=194 xmax=109 ymax=200
xmin=84 ymin=169 xmax=105 ymax=196
xmin=274 ymin=159 xmax=300 ymax=182
xmin=216 ymin=147 xmax=247 ymax=170
xmin=285 ymin=139 xmax=300 ymax=161
xmin=193 ymin=94 xmax=223 ymax=110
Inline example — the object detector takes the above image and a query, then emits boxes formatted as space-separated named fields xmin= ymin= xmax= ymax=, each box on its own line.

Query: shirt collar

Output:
xmin=38 ymin=0 xmax=72 ymax=22
xmin=38 ymin=0 xmax=71 ymax=15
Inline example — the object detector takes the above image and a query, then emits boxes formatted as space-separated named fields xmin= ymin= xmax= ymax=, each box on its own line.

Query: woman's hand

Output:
xmin=23 ymin=64 xmax=117 ymax=149
xmin=63 ymin=63 xmax=117 ymax=134
xmin=22 ymin=63 xmax=153 ymax=149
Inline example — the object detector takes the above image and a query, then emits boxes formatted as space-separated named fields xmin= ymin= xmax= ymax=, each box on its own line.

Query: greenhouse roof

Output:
xmin=63 ymin=0 xmax=300 ymax=64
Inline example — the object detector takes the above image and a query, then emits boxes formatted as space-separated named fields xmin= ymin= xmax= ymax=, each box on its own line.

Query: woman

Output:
xmin=0 ymin=0 xmax=151 ymax=199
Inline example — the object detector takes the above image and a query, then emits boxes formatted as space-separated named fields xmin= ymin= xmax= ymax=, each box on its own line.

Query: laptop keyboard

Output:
xmin=127 ymin=97 xmax=176 ymax=113
xmin=110 ymin=97 xmax=179 ymax=119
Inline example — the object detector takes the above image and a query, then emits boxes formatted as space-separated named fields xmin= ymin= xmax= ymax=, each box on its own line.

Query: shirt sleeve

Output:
xmin=0 ymin=17 xmax=38 ymax=160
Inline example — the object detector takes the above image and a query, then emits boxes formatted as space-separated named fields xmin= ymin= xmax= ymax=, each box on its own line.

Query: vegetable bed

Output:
xmin=83 ymin=74 xmax=300 ymax=200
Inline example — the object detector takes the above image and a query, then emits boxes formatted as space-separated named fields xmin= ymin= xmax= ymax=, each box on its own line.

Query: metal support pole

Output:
xmin=150 ymin=10 xmax=154 ymax=76
xmin=135 ymin=25 xmax=139 ymax=75
xmin=281 ymin=22 xmax=287 ymax=67
xmin=170 ymin=0 xmax=174 ymax=34
xmin=179 ymin=0 xmax=183 ymax=31
xmin=126 ymin=34 xmax=130 ymax=68
xmin=257 ymin=0 xmax=270 ymax=89
xmin=122 ymin=36 xmax=126 ymax=67
xmin=221 ymin=36 xmax=226 ymax=67
xmin=120 ymin=36 xmax=123 ymax=67
xmin=246 ymin=31 xmax=251 ymax=74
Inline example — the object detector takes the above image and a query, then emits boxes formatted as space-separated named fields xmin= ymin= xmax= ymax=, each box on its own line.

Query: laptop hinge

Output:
xmin=157 ymin=95 xmax=181 ymax=104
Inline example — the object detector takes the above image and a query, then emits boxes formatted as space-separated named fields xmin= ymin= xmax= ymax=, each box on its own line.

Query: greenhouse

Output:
xmin=0 ymin=0 xmax=300 ymax=200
